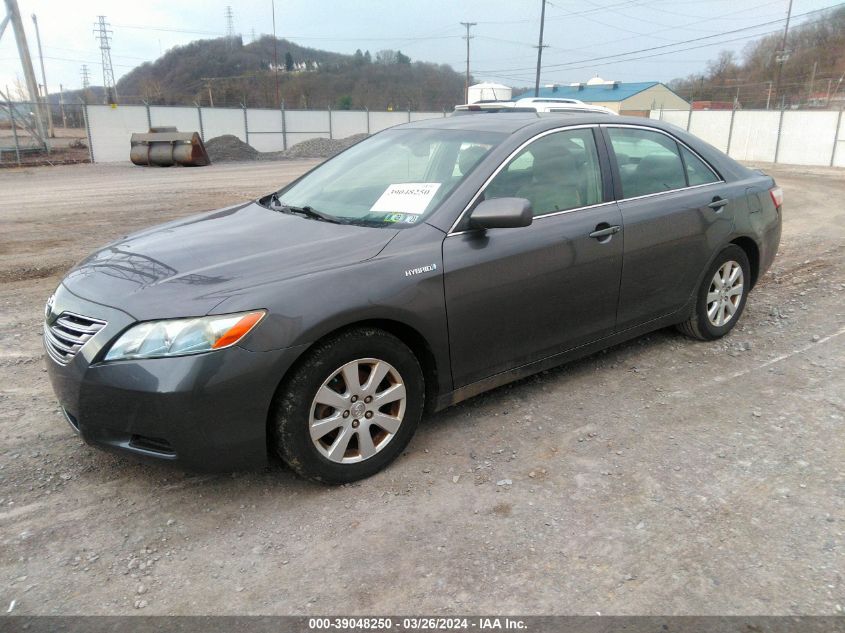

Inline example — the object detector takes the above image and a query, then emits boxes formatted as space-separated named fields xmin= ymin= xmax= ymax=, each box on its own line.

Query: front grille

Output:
xmin=44 ymin=312 xmax=107 ymax=365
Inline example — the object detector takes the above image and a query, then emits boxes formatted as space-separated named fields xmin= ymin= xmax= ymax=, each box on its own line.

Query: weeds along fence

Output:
xmin=652 ymin=108 xmax=845 ymax=168
xmin=82 ymin=103 xmax=448 ymax=163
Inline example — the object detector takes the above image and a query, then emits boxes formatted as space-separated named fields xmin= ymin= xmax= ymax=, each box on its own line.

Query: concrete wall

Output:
xmin=652 ymin=108 xmax=845 ymax=167
xmin=85 ymin=104 xmax=445 ymax=163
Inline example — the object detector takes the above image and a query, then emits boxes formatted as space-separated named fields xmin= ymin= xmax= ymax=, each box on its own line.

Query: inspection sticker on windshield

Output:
xmin=370 ymin=183 xmax=441 ymax=215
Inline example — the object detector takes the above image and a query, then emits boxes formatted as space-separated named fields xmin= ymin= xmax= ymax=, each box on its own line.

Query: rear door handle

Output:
xmin=589 ymin=224 xmax=621 ymax=239
xmin=708 ymin=197 xmax=729 ymax=211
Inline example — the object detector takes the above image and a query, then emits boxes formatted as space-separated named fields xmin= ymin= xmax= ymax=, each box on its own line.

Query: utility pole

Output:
xmin=534 ymin=0 xmax=548 ymax=98
xmin=807 ymin=60 xmax=817 ymax=107
xmin=271 ymin=0 xmax=280 ymax=106
xmin=772 ymin=0 xmax=793 ymax=108
xmin=31 ymin=13 xmax=53 ymax=137
xmin=829 ymin=71 xmax=845 ymax=107
xmin=59 ymin=83 xmax=66 ymax=128
xmin=460 ymin=21 xmax=476 ymax=104
xmin=203 ymin=79 xmax=215 ymax=107
xmin=766 ymin=80 xmax=773 ymax=109
xmin=94 ymin=16 xmax=118 ymax=104
xmin=2 ymin=0 xmax=48 ymax=144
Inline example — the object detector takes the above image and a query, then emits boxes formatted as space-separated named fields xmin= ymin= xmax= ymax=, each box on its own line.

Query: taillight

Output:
xmin=770 ymin=186 xmax=783 ymax=210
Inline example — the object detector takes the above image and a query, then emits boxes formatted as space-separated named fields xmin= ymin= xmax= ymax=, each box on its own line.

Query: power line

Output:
xmin=475 ymin=3 xmax=843 ymax=75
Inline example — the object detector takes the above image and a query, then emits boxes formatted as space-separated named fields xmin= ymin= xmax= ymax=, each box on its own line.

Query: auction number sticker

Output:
xmin=370 ymin=183 xmax=441 ymax=216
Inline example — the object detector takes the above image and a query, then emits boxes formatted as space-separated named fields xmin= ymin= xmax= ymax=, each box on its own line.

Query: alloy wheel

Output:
xmin=309 ymin=358 xmax=407 ymax=464
xmin=706 ymin=260 xmax=744 ymax=327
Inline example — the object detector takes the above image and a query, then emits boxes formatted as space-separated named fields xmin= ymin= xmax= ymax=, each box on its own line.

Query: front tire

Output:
xmin=273 ymin=327 xmax=424 ymax=483
xmin=677 ymin=244 xmax=751 ymax=341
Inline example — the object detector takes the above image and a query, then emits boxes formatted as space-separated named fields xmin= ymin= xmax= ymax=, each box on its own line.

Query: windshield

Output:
xmin=269 ymin=128 xmax=505 ymax=227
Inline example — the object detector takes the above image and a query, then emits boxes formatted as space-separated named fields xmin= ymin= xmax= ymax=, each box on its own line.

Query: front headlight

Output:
xmin=104 ymin=311 xmax=265 ymax=361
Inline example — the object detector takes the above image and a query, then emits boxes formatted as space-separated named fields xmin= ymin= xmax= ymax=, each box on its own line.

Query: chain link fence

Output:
xmin=0 ymin=100 xmax=91 ymax=168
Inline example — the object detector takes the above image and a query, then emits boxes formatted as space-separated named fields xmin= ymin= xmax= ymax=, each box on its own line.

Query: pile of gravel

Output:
xmin=204 ymin=133 xmax=369 ymax=163
xmin=204 ymin=135 xmax=259 ymax=162
xmin=268 ymin=133 xmax=369 ymax=159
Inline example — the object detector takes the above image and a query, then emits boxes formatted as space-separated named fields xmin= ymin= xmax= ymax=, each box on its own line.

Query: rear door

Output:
xmin=603 ymin=125 xmax=735 ymax=330
xmin=443 ymin=126 xmax=624 ymax=387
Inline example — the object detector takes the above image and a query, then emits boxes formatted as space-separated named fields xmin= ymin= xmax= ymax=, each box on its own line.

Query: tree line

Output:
xmin=669 ymin=6 xmax=845 ymax=109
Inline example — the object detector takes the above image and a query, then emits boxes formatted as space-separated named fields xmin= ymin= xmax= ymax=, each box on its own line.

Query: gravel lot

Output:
xmin=0 ymin=161 xmax=843 ymax=615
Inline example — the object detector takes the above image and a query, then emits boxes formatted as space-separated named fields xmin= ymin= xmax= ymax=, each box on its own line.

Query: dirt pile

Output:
xmin=205 ymin=133 xmax=368 ymax=162
xmin=269 ymin=133 xmax=369 ymax=159
xmin=204 ymin=135 xmax=259 ymax=162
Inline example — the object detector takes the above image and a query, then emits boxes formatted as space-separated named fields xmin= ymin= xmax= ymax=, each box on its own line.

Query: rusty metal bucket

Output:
xmin=130 ymin=127 xmax=211 ymax=167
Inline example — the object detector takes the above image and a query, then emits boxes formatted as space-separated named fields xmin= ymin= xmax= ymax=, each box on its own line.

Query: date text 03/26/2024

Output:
xmin=307 ymin=617 xmax=527 ymax=630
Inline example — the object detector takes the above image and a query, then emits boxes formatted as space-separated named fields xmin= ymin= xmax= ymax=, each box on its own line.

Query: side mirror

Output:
xmin=468 ymin=197 xmax=533 ymax=230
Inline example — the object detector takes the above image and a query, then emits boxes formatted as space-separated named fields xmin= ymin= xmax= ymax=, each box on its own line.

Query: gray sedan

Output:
xmin=44 ymin=112 xmax=782 ymax=483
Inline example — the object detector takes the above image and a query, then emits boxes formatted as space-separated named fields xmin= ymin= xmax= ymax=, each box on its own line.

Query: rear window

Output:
xmin=680 ymin=145 xmax=719 ymax=186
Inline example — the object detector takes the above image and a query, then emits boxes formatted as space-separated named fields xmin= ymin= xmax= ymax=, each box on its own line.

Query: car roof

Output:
xmin=395 ymin=113 xmax=751 ymax=181
xmin=397 ymin=112 xmax=651 ymax=134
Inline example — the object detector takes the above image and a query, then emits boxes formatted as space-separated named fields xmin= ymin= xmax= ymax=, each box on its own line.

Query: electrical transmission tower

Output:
xmin=1 ymin=0 xmax=49 ymax=145
xmin=94 ymin=16 xmax=118 ymax=104
xmin=224 ymin=6 xmax=235 ymax=39
xmin=81 ymin=65 xmax=90 ymax=89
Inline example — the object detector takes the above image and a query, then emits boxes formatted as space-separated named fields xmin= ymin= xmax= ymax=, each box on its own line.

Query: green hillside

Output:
xmin=113 ymin=36 xmax=466 ymax=111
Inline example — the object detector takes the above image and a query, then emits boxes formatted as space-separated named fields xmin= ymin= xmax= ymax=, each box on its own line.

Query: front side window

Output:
xmin=484 ymin=128 xmax=603 ymax=216
xmin=272 ymin=128 xmax=504 ymax=227
xmin=607 ymin=127 xmax=687 ymax=198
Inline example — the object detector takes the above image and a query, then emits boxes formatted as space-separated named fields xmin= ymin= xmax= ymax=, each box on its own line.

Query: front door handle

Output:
xmin=708 ymin=197 xmax=729 ymax=211
xmin=589 ymin=224 xmax=621 ymax=240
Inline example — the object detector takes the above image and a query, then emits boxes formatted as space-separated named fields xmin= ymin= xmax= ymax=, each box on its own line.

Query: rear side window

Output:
xmin=680 ymin=145 xmax=719 ymax=186
xmin=607 ymin=127 xmax=686 ymax=198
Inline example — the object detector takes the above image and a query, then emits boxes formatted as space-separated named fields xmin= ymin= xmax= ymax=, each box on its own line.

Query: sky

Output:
xmin=0 ymin=0 xmax=840 ymax=99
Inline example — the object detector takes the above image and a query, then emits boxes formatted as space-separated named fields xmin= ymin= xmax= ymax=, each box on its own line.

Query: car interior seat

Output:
xmin=516 ymin=147 xmax=581 ymax=214
xmin=630 ymin=153 xmax=686 ymax=197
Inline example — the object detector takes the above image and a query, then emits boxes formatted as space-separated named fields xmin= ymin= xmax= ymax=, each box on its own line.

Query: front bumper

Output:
xmin=44 ymin=284 xmax=307 ymax=472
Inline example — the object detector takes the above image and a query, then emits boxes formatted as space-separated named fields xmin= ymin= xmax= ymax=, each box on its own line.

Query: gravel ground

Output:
xmin=0 ymin=161 xmax=843 ymax=615
xmin=205 ymin=133 xmax=368 ymax=162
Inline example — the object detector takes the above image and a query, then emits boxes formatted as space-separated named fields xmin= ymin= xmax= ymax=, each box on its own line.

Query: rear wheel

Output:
xmin=677 ymin=244 xmax=750 ymax=341
xmin=273 ymin=327 xmax=424 ymax=483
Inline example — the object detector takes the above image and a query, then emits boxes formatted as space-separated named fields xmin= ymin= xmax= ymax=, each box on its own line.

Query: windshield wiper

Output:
xmin=268 ymin=194 xmax=343 ymax=224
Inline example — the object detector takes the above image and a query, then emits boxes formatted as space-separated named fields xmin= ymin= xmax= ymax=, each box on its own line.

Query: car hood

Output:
xmin=62 ymin=201 xmax=399 ymax=320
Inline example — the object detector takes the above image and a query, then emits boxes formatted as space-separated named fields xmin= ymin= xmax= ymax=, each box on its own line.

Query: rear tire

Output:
xmin=273 ymin=327 xmax=424 ymax=484
xmin=677 ymin=244 xmax=751 ymax=341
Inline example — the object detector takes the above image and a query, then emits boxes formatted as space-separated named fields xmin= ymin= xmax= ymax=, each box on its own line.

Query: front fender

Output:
xmin=213 ymin=223 xmax=452 ymax=392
